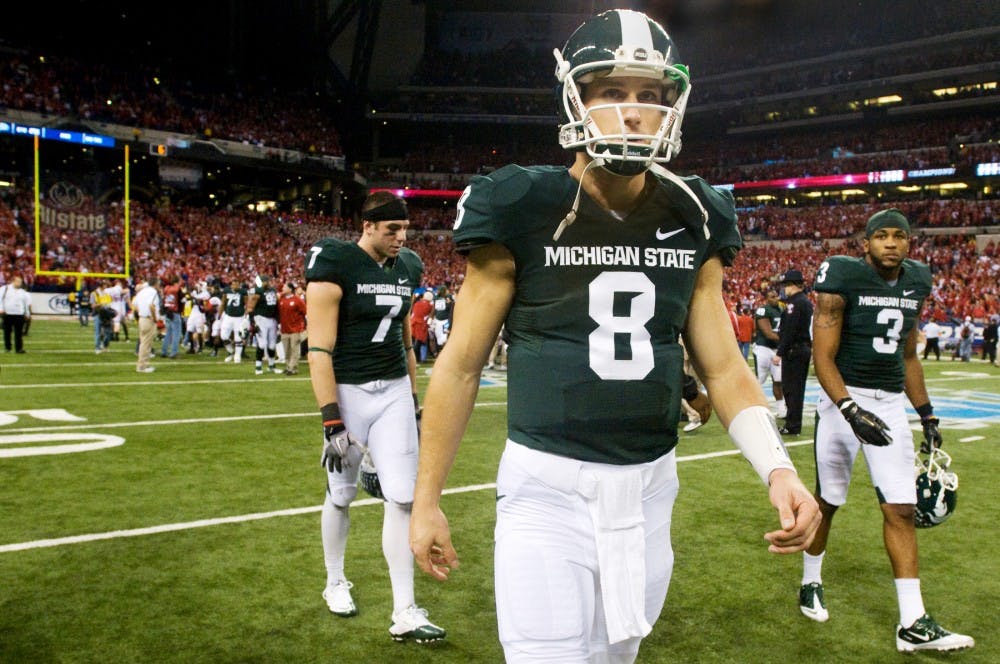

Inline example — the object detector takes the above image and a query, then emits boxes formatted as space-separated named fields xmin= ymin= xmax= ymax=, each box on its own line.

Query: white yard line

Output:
xmin=0 ymin=440 xmax=813 ymax=554
xmin=2 ymin=404 xmax=509 ymax=433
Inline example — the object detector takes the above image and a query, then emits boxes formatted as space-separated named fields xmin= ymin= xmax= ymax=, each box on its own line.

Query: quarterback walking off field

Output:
xmin=410 ymin=10 xmax=820 ymax=663
xmin=803 ymin=208 xmax=973 ymax=652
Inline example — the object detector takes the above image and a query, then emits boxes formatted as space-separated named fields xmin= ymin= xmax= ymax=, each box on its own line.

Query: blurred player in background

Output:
xmin=306 ymin=191 xmax=445 ymax=644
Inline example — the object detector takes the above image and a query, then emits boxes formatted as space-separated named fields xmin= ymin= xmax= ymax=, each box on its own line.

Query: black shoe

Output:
xmin=16 ymin=349 xmax=26 ymax=354
xmin=779 ymin=426 xmax=801 ymax=436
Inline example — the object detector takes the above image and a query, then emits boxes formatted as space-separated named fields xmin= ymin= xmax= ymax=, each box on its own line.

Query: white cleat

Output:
xmin=322 ymin=580 xmax=357 ymax=617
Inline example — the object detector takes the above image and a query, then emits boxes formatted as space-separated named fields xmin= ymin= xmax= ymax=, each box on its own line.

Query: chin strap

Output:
xmin=553 ymin=159 xmax=600 ymax=242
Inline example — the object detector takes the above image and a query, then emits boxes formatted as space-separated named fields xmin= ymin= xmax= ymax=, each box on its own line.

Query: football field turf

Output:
xmin=1 ymin=318 xmax=996 ymax=663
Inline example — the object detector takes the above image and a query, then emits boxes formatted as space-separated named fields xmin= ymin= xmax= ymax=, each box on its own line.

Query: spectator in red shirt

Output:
xmin=278 ymin=281 xmax=307 ymax=375
xmin=736 ymin=305 xmax=755 ymax=360
xmin=410 ymin=291 xmax=433 ymax=363
xmin=160 ymin=275 xmax=183 ymax=358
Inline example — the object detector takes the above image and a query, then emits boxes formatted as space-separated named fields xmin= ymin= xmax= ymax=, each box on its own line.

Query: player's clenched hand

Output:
xmin=920 ymin=415 xmax=942 ymax=454
xmin=764 ymin=468 xmax=821 ymax=554
xmin=320 ymin=403 xmax=355 ymax=473
xmin=688 ymin=391 xmax=712 ymax=425
xmin=410 ymin=504 xmax=460 ymax=582
xmin=321 ymin=423 xmax=354 ymax=473
xmin=838 ymin=398 xmax=892 ymax=446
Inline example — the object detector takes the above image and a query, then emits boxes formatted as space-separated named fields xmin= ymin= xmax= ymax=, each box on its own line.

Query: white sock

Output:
xmin=895 ymin=578 xmax=926 ymax=628
xmin=234 ymin=345 xmax=244 ymax=361
xmin=802 ymin=551 xmax=825 ymax=585
xmin=321 ymin=500 xmax=350 ymax=587
xmin=382 ymin=501 xmax=415 ymax=614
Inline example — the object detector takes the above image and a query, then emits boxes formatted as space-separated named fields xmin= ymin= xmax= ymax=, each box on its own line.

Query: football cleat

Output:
xmin=683 ymin=417 xmax=703 ymax=433
xmin=896 ymin=614 xmax=974 ymax=652
xmin=389 ymin=605 xmax=446 ymax=643
xmin=322 ymin=580 xmax=357 ymax=617
xmin=914 ymin=447 xmax=958 ymax=528
xmin=798 ymin=582 xmax=829 ymax=623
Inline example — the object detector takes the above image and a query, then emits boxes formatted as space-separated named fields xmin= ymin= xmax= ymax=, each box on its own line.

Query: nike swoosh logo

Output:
xmin=655 ymin=227 xmax=684 ymax=241
xmin=398 ymin=278 xmax=408 ymax=284
xmin=903 ymin=290 xmax=915 ymax=296
xmin=906 ymin=631 xmax=932 ymax=642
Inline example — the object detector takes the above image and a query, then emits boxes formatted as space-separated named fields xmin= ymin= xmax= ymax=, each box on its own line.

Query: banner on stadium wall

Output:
xmin=30 ymin=291 xmax=72 ymax=315
xmin=38 ymin=180 xmax=108 ymax=231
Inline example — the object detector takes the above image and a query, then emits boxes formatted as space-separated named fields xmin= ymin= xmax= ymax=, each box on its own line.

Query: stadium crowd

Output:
xmin=0 ymin=52 xmax=342 ymax=156
xmin=3 ymin=180 xmax=999 ymax=328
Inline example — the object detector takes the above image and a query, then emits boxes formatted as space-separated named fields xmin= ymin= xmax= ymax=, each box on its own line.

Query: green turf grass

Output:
xmin=0 ymin=318 xmax=995 ymax=662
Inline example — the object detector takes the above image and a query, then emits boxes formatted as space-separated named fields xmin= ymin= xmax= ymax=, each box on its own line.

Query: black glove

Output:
xmin=920 ymin=415 xmax=942 ymax=454
xmin=837 ymin=398 xmax=892 ymax=446
xmin=320 ymin=403 xmax=353 ymax=473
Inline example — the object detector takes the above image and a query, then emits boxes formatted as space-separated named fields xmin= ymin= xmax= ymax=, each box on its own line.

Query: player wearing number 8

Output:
xmin=804 ymin=208 xmax=973 ymax=651
xmin=410 ymin=9 xmax=820 ymax=662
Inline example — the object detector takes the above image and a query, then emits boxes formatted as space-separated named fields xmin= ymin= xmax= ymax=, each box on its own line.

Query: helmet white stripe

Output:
xmin=618 ymin=10 xmax=654 ymax=50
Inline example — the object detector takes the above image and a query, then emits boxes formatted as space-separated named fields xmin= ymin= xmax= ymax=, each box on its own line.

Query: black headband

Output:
xmin=362 ymin=198 xmax=408 ymax=223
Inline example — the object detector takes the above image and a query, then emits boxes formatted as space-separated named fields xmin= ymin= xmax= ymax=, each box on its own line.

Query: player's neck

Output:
xmin=357 ymin=237 xmax=386 ymax=265
xmin=866 ymin=255 xmax=902 ymax=282
xmin=571 ymin=157 xmax=649 ymax=214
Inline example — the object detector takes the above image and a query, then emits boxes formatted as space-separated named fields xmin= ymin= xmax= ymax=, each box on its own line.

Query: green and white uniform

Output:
xmin=250 ymin=285 xmax=280 ymax=351
xmin=220 ymin=285 xmax=248 ymax=342
xmin=306 ymin=238 xmax=423 ymax=503
xmin=306 ymin=239 xmax=423 ymax=385
xmin=813 ymin=255 xmax=932 ymax=505
xmin=456 ymin=164 xmax=741 ymax=658
xmin=455 ymin=164 xmax=741 ymax=465
xmin=752 ymin=301 xmax=782 ymax=384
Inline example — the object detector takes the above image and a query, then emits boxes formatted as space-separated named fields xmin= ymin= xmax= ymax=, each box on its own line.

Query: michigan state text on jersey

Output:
xmin=453 ymin=164 xmax=741 ymax=464
xmin=305 ymin=238 xmax=423 ymax=384
xmin=814 ymin=255 xmax=931 ymax=392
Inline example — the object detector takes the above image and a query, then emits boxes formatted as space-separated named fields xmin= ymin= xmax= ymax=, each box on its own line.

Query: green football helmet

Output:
xmin=914 ymin=447 xmax=958 ymax=528
xmin=554 ymin=9 xmax=690 ymax=176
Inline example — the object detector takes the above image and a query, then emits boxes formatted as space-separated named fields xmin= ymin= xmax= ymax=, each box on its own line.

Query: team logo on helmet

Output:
xmin=914 ymin=447 xmax=958 ymax=528
xmin=553 ymin=9 xmax=690 ymax=176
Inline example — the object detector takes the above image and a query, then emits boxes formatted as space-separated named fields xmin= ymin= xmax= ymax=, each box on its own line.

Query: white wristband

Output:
xmin=727 ymin=405 xmax=796 ymax=485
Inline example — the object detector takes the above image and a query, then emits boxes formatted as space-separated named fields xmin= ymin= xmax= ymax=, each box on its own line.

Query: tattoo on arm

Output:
xmin=814 ymin=293 xmax=845 ymax=329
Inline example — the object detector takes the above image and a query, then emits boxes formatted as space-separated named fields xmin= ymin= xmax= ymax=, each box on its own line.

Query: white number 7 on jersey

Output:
xmin=372 ymin=295 xmax=403 ymax=343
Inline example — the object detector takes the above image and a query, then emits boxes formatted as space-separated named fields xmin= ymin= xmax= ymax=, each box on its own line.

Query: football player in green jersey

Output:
xmin=753 ymin=289 xmax=786 ymax=417
xmin=409 ymin=9 xmax=819 ymax=663
xmin=803 ymin=209 xmax=973 ymax=652
xmin=219 ymin=282 xmax=248 ymax=363
xmin=305 ymin=192 xmax=445 ymax=644
xmin=246 ymin=274 xmax=280 ymax=375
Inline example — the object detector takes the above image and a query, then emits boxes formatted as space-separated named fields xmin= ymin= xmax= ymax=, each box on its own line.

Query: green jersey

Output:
xmin=305 ymin=239 xmax=423 ymax=384
xmin=251 ymin=286 xmax=279 ymax=318
xmin=454 ymin=164 xmax=742 ymax=464
xmin=222 ymin=286 xmax=247 ymax=317
xmin=753 ymin=303 xmax=782 ymax=348
xmin=814 ymin=255 xmax=931 ymax=392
